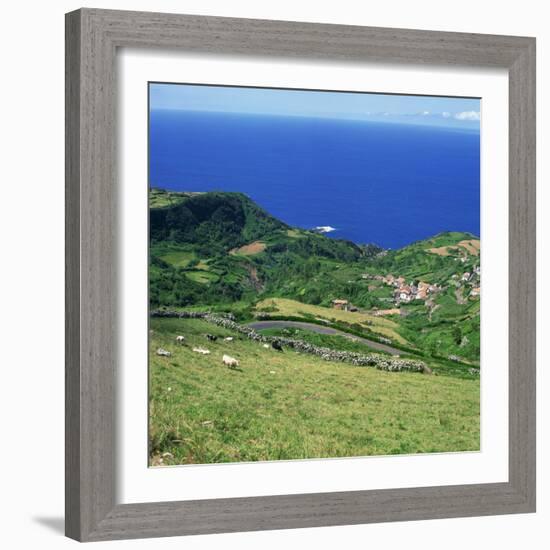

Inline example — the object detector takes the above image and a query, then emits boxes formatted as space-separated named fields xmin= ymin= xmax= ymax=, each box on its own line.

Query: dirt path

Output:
xmin=247 ymin=320 xmax=403 ymax=355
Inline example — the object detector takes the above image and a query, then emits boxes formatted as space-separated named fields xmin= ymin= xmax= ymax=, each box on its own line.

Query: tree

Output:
xmin=452 ymin=325 xmax=462 ymax=345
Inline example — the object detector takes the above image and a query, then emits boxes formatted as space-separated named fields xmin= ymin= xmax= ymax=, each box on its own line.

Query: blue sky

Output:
xmin=149 ymin=83 xmax=480 ymax=130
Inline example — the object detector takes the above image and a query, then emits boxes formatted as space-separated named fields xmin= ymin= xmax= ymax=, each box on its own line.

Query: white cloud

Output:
xmin=454 ymin=110 xmax=481 ymax=121
xmin=442 ymin=111 xmax=451 ymax=118
xmin=421 ymin=110 xmax=430 ymax=116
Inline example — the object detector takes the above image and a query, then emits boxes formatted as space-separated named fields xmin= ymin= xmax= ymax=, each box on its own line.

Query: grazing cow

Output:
xmin=205 ymin=334 xmax=218 ymax=342
xmin=175 ymin=335 xmax=185 ymax=344
xmin=192 ymin=347 xmax=211 ymax=355
xmin=271 ymin=341 xmax=283 ymax=352
xmin=156 ymin=348 xmax=171 ymax=357
xmin=222 ymin=354 xmax=239 ymax=369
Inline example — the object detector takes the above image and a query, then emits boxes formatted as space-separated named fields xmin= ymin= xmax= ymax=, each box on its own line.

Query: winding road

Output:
xmin=247 ymin=320 xmax=403 ymax=355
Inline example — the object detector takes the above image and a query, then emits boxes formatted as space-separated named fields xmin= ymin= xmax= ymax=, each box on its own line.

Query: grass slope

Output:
xmin=149 ymin=318 xmax=480 ymax=465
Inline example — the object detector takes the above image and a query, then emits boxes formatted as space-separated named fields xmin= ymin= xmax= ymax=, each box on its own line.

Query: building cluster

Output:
xmin=363 ymin=265 xmax=482 ymax=304
xmin=458 ymin=265 xmax=481 ymax=297
xmin=393 ymin=280 xmax=440 ymax=304
xmin=364 ymin=273 xmax=440 ymax=304
xmin=335 ymin=265 xmax=481 ymax=312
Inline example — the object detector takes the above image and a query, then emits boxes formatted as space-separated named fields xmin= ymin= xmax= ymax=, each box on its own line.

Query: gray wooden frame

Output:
xmin=65 ymin=8 xmax=536 ymax=542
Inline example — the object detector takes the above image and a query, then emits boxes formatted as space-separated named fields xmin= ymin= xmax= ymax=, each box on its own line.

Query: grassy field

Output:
xmin=149 ymin=317 xmax=480 ymax=465
xmin=255 ymin=298 xmax=407 ymax=344
xmin=149 ymin=188 xmax=194 ymax=208
xmin=158 ymin=250 xmax=196 ymax=268
xmin=185 ymin=270 xmax=219 ymax=284
xmin=426 ymin=238 xmax=480 ymax=258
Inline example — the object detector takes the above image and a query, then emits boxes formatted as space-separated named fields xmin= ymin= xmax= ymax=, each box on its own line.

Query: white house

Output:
xmin=398 ymin=285 xmax=413 ymax=302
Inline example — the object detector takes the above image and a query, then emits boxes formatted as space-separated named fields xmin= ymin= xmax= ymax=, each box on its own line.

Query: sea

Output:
xmin=149 ymin=110 xmax=480 ymax=249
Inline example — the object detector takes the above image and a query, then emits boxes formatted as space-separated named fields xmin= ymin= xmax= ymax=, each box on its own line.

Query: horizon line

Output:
xmin=149 ymin=108 xmax=480 ymax=132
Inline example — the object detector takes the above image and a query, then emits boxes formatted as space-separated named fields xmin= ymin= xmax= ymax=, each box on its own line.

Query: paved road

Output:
xmin=247 ymin=320 xmax=402 ymax=355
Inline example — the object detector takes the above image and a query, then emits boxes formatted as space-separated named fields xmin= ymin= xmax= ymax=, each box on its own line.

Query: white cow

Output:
xmin=224 ymin=337 xmax=234 ymax=342
xmin=222 ymin=354 xmax=239 ymax=369
xmin=192 ymin=347 xmax=211 ymax=355
xmin=156 ymin=348 xmax=171 ymax=357
xmin=175 ymin=335 xmax=185 ymax=344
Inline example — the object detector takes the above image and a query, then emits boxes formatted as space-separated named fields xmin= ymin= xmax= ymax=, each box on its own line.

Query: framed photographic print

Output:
xmin=65 ymin=8 xmax=536 ymax=542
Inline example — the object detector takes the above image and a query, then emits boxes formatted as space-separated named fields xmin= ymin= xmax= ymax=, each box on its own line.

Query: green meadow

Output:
xmin=149 ymin=318 xmax=480 ymax=465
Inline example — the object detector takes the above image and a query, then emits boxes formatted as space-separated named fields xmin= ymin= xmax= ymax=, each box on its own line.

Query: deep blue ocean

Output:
xmin=149 ymin=110 xmax=480 ymax=249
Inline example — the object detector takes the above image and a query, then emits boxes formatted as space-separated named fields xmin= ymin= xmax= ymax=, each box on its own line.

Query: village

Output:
xmin=331 ymin=265 xmax=480 ymax=314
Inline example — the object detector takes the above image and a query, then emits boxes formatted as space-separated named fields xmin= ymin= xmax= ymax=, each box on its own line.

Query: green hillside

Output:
xmin=150 ymin=191 xmax=289 ymax=252
xmin=365 ymin=231 xmax=480 ymax=283
xmin=149 ymin=188 xmax=481 ymax=368
xmin=150 ymin=189 xmax=364 ymax=309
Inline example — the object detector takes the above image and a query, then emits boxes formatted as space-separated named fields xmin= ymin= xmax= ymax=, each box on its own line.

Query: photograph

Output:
xmin=148 ymin=82 xmax=481 ymax=466
xmin=0 ymin=1 xmax=540 ymax=545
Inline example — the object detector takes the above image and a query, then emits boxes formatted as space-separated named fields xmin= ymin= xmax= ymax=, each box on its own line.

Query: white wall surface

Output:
xmin=0 ymin=1 xmax=546 ymax=548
